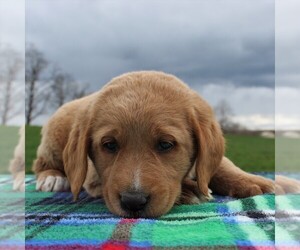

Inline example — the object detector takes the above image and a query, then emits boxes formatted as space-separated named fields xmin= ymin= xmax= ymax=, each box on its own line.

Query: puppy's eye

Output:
xmin=102 ymin=140 xmax=118 ymax=153
xmin=157 ymin=141 xmax=175 ymax=152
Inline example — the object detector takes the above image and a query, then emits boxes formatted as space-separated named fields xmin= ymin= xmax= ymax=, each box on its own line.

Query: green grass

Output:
xmin=25 ymin=126 xmax=275 ymax=174
xmin=0 ymin=125 xmax=20 ymax=174
xmin=276 ymin=136 xmax=300 ymax=172
xmin=225 ymin=134 xmax=274 ymax=172
xmin=25 ymin=125 xmax=41 ymax=174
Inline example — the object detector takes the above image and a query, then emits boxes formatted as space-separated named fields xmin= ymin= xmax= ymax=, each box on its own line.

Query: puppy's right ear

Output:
xmin=63 ymin=116 xmax=91 ymax=201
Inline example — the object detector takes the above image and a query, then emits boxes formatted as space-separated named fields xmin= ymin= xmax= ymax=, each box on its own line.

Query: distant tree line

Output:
xmin=2 ymin=43 xmax=245 ymax=129
xmin=0 ymin=43 xmax=90 ymax=125
xmin=0 ymin=44 xmax=23 ymax=125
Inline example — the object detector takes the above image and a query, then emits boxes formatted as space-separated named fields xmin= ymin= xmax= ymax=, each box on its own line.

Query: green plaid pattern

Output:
xmin=0 ymin=175 xmax=25 ymax=250
xmin=1 ymin=174 xmax=300 ymax=249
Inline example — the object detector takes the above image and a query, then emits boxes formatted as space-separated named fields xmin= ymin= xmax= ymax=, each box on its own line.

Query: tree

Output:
xmin=50 ymin=66 xmax=89 ymax=109
xmin=25 ymin=44 xmax=50 ymax=125
xmin=214 ymin=99 xmax=243 ymax=132
xmin=0 ymin=45 xmax=23 ymax=125
xmin=26 ymin=44 xmax=90 ymax=124
xmin=214 ymin=99 xmax=233 ymax=130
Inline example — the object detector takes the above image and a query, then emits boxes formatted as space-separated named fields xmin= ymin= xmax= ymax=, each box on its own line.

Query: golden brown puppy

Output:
xmin=33 ymin=71 xmax=279 ymax=218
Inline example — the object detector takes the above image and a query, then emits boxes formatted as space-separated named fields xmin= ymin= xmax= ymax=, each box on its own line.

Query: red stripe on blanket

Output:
xmin=119 ymin=218 xmax=138 ymax=224
xmin=26 ymin=245 xmax=148 ymax=250
xmin=100 ymin=218 xmax=140 ymax=250
xmin=239 ymin=246 xmax=275 ymax=250
xmin=101 ymin=241 xmax=149 ymax=250
xmin=101 ymin=242 xmax=127 ymax=250
xmin=276 ymin=247 xmax=300 ymax=250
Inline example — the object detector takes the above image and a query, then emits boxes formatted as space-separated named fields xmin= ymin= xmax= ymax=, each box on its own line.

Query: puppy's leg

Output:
xmin=209 ymin=157 xmax=275 ymax=198
xmin=9 ymin=156 xmax=25 ymax=192
xmin=35 ymin=168 xmax=70 ymax=192
xmin=33 ymin=157 xmax=69 ymax=192
xmin=176 ymin=178 xmax=212 ymax=205
xmin=13 ymin=171 xmax=25 ymax=192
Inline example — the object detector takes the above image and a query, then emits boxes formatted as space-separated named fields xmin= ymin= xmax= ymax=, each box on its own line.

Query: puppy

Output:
xmin=33 ymin=71 xmax=279 ymax=218
xmin=9 ymin=125 xmax=25 ymax=192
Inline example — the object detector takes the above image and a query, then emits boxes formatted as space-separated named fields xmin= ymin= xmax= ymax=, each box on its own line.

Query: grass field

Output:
xmin=25 ymin=126 xmax=42 ymax=174
xmin=225 ymin=134 xmax=274 ymax=172
xmin=0 ymin=125 xmax=20 ymax=174
xmin=276 ymin=136 xmax=300 ymax=172
xmin=24 ymin=126 xmax=275 ymax=174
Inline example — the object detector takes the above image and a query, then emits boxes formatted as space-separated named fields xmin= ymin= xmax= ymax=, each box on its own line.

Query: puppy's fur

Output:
xmin=9 ymin=125 xmax=25 ymax=192
xmin=33 ymin=71 xmax=281 ymax=217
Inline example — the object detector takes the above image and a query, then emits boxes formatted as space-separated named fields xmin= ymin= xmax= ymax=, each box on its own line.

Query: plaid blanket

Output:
xmin=0 ymin=173 xmax=299 ymax=249
xmin=0 ymin=175 xmax=25 ymax=250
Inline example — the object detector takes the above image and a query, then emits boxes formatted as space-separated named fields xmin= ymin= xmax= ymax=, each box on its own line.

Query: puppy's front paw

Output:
xmin=251 ymin=177 xmax=275 ymax=195
xmin=276 ymin=175 xmax=300 ymax=194
xmin=229 ymin=175 xmax=275 ymax=198
xmin=36 ymin=175 xmax=70 ymax=192
xmin=13 ymin=171 xmax=25 ymax=192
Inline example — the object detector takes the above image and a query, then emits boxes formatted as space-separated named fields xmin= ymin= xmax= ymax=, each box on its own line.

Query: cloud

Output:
xmin=26 ymin=0 xmax=275 ymax=91
xmin=195 ymin=84 xmax=274 ymax=116
xmin=276 ymin=114 xmax=300 ymax=130
xmin=2 ymin=0 xmax=299 ymax=131
xmin=276 ymin=0 xmax=300 ymax=87
xmin=0 ymin=0 xmax=25 ymax=53
xmin=233 ymin=115 xmax=274 ymax=130
xmin=22 ymin=1 xmax=276 ymax=128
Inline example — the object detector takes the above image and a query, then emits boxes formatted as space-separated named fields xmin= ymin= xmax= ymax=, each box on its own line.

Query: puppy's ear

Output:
xmin=63 ymin=116 xmax=91 ymax=201
xmin=190 ymin=93 xmax=225 ymax=197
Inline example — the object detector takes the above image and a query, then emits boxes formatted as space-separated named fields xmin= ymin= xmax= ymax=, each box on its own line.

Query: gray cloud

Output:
xmin=276 ymin=0 xmax=300 ymax=87
xmin=3 ymin=0 xmax=299 ymax=129
xmin=21 ymin=0 xmax=283 ymax=128
xmin=0 ymin=0 xmax=25 ymax=54
xmin=26 ymin=0 xmax=275 ymax=91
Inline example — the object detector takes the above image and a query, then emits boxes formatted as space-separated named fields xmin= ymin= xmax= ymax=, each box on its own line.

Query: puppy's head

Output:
xmin=63 ymin=71 xmax=224 ymax=217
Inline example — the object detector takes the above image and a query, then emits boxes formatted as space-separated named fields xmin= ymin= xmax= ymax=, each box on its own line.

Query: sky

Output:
xmin=0 ymin=0 xmax=299 ymax=130
xmin=275 ymin=0 xmax=300 ymax=131
xmin=0 ymin=0 xmax=24 ymax=53
xmin=0 ymin=0 xmax=25 ymax=125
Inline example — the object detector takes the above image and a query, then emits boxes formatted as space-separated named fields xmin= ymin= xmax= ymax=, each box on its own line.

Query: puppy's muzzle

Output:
xmin=120 ymin=191 xmax=149 ymax=212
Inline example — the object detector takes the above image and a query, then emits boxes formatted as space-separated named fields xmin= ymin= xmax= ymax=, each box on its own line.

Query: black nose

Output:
xmin=120 ymin=191 xmax=148 ymax=212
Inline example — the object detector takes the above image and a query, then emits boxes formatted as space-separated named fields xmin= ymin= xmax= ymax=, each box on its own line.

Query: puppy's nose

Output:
xmin=120 ymin=191 xmax=148 ymax=212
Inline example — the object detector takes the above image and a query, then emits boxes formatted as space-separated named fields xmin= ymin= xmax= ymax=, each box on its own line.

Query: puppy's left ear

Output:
xmin=190 ymin=92 xmax=225 ymax=197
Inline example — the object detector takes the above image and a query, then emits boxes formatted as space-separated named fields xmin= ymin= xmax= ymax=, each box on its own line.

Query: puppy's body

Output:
xmin=34 ymin=71 xmax=275 ymax=217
